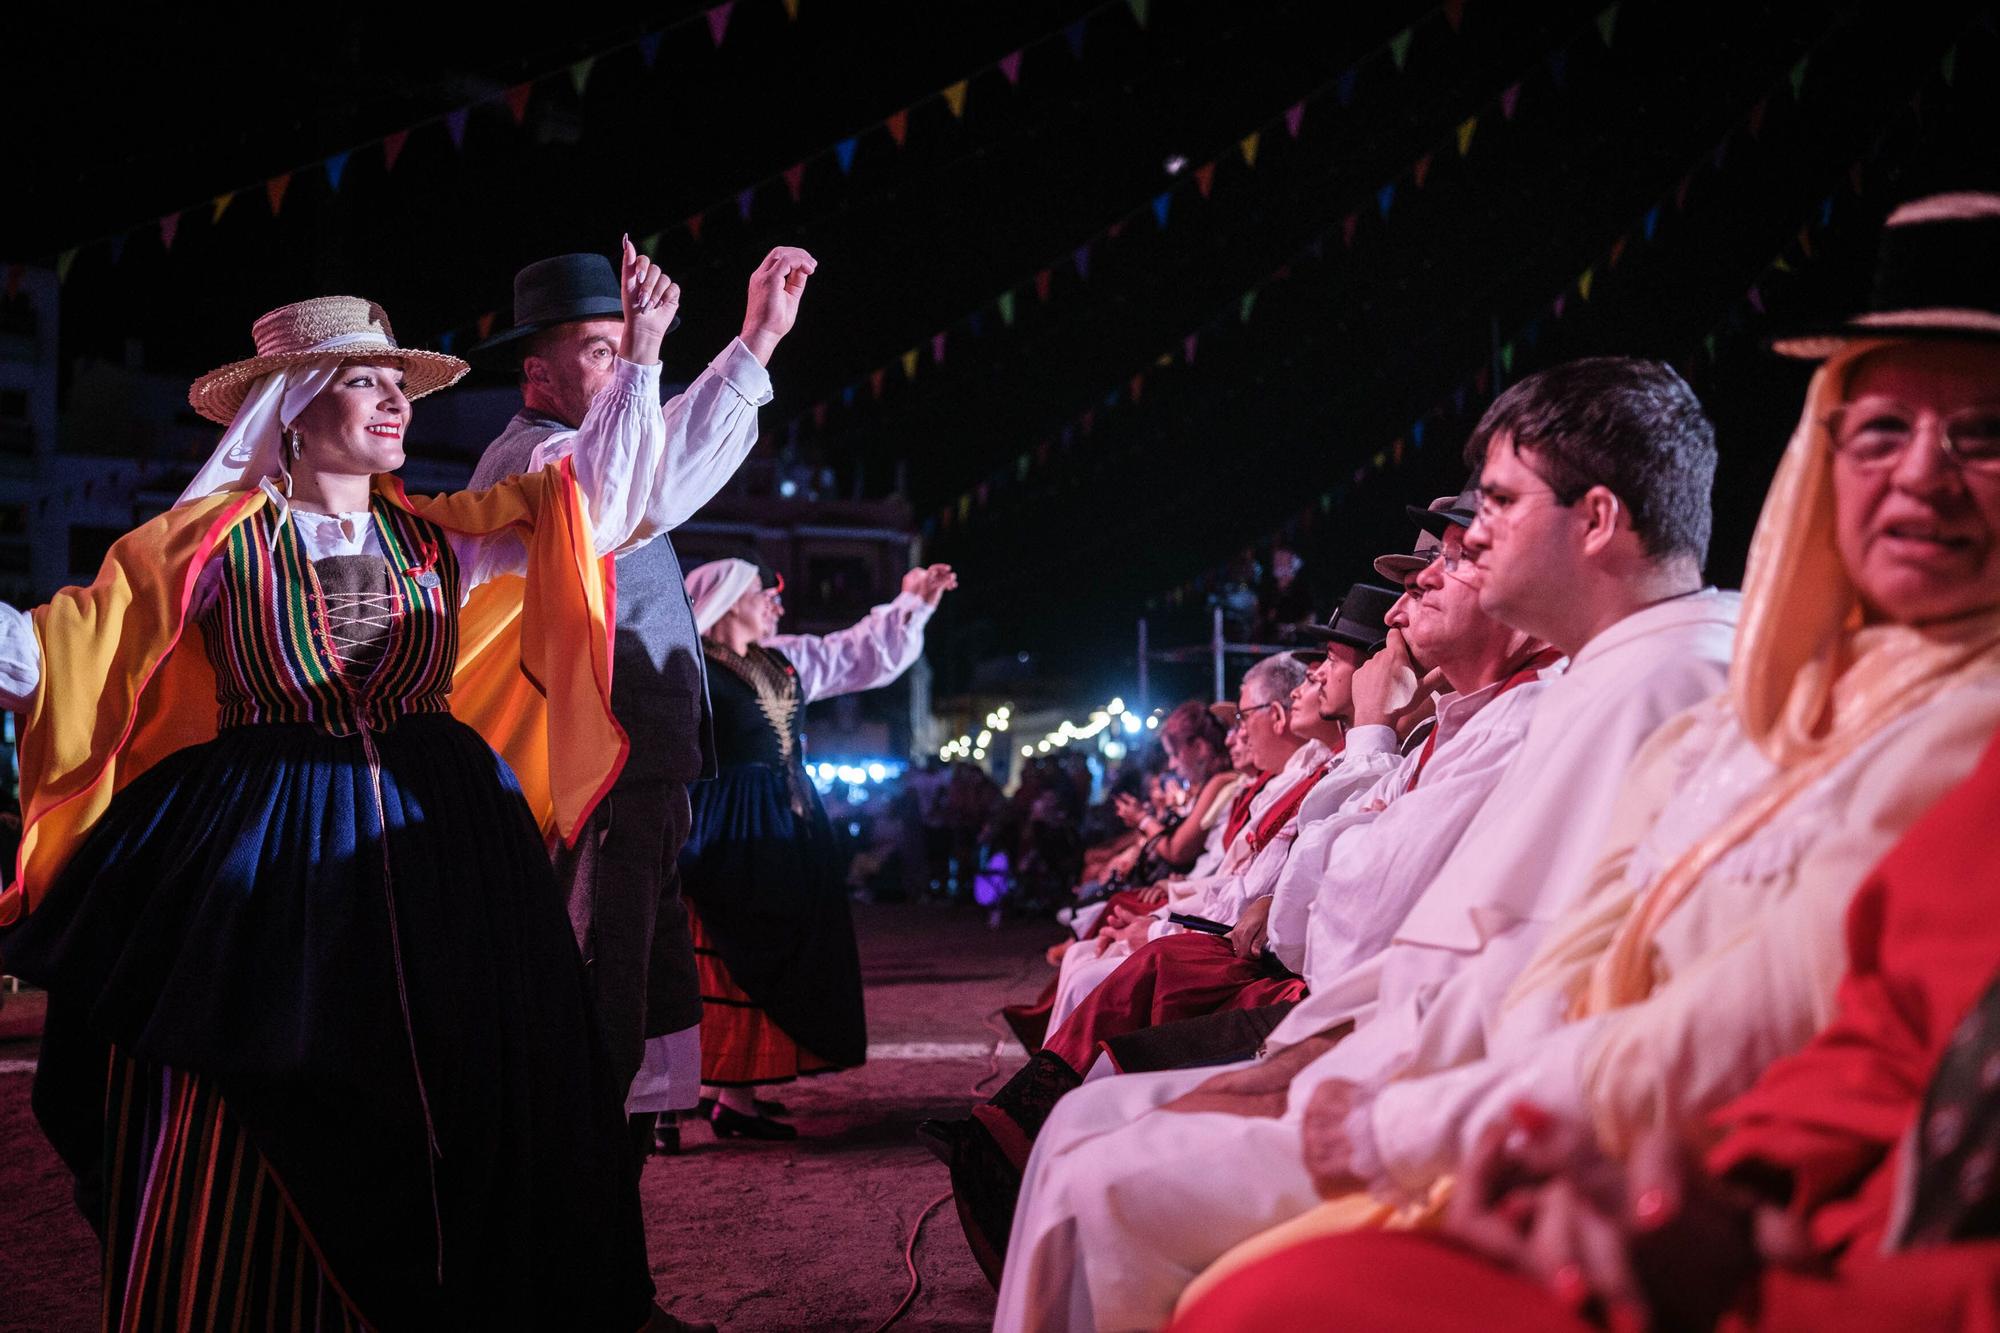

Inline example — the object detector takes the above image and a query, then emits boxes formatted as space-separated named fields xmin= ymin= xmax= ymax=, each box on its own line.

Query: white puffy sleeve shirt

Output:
xmin=765 ymin=592 xmax=936 ymax=705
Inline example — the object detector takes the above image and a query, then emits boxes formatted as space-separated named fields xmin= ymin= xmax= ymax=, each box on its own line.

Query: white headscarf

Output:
xmin=685 ymin=558 xmax=763 ymax=636
xmin=176 ymin=331 xmax=391 ymax=507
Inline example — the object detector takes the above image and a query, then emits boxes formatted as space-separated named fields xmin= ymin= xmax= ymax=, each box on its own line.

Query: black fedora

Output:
xmin=1408 ymin=479 xmax=1480 ymax=537
xmin=1291 ymin=582 xmax=1400 ymax=661
xmin=1374 ymin=497 xmax=1451 ymax=582
xmin=1773 ymin=192 xmax=2000 ymax=360
xmin=468 ymin=252 xmax=681 ymax=363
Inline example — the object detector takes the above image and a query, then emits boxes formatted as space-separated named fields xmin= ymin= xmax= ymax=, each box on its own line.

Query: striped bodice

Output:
xmin=198 ymin=498 xmax=461 ymax=735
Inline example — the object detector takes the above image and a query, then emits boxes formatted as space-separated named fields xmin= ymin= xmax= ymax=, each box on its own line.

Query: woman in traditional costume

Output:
xmin=0 ymin=242 xmax=721 ymax=1330
xmin=674 ymin=557 xmax=954 ymax=1139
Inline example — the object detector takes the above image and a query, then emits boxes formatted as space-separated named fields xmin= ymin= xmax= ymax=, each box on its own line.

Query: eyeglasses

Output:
xmin=1236 ymin=698 xmax=1288 ymax=722
xmin=1473 ymin=487 xmax=1577 ymax=523
xmin=1822 ymin=398 xmax=2000 ymax=472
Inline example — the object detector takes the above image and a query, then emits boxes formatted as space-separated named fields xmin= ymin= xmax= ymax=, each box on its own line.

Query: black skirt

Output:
xmin=1 ymin=716 xmax=653 ymax=1331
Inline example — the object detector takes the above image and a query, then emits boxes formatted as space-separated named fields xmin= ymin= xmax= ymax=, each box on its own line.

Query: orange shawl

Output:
xmin=0 ymin=462 xmax=626 ymax=926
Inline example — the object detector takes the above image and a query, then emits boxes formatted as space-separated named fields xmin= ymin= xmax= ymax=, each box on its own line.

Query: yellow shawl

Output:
xmin=0 ymin=462 xmax=626 ymax=926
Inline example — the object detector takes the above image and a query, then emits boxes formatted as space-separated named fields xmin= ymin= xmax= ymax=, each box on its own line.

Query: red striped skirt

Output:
xmin=100 ymin=1049 xmax=368 ymax=1332
xmin=689 ymin=905 xmax=836 ymax=1087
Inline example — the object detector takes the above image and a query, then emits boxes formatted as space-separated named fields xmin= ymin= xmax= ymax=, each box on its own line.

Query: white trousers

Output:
xmin=1049 ymin=939 xmax=1132 ymax=1030
xmin=992 ymin=1061 xmax=1320 ymax=1333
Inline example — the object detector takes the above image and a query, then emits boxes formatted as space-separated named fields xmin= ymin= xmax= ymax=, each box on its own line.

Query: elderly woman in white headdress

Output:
xmin=670 ymin=556 xmax=955 ymax=1138
xmin=0 ymin=241 xmax=736 ymax=1331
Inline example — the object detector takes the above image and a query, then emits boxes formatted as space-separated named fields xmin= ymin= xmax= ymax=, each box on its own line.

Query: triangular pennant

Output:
xmin=835 ymin=137 xmax=858 ymax=173
xmin=1194 ymin=161 xmax=1216 ymax=197
xmin=266 ymin=173 xmax=291 ymax=216
xmin=1412 ymin=154 xmax=1433 ymax=190
xmin=160 ymin=212 xmax=181 ymax=250
xmin=641 ymin=231 xmax=662 ymax=253
xmin=1389 ymin=27 xmax=1414 ymax=70
xmin=1072 ymin=243 xmax=1092 ymax=279
xmin=1500 ymin=342 xmax=1516 ymax=373
xmin=1376 ymin=182 xmax=1395 ymax=218
xmin=1577 ymin=267 xmax=1595 ymax=301
xmin=943 ymin=80 xmax=969 ymax=117
xmin=1239 ymin=131 xmax=1261 ymax=167
xmin=1747 ymin=284 xmax=1765 ymax=314
xmin=1941 ymin=46 xmax=1958 ymax=87
xmin=55 ymin=249 xmax=77 ymax=284
xmin=706 ymin=2 xmax=734 ymax=46
xmin=1016 ymin=453 xmax=1031 ymax=481
xmin=1034 ymin=268 xmax=1053 ymax=302
xmin=445 ymin=108 xmax=470 ymax=148
xmin=1152 ymin=191 xmax=1171 ymax=228
xmin=1553 ymin=293 xmax=1567 ymax=320
xmin=1789 ymin=55 xmax=1810 ymax=100
xmin=737 ymin=187 xmax=755 ymax=220
xmin=1546 ymin=50 xmax=1569 ymax=90
xmin=870 ymin=367 xmax=888 ymax=398
xmin=1595 ymin=1 xmax=1621 ymax=46
xmin=1444 ymin=0 xmax=1466 ymax=30
xmin=1643 ymin=205 xmax=1661 ymax=241
xmin=1342 ymin=212 xmax=1359 ymax=248
xmin=997 ymin=290 xmax=1016 ymax=326
xmin=1124 ymin=372 xmax=1143 ymax=404
xmin=999 ymin=50 xmax=1024 ymax=85
xmin=1608 ymin=235 xmax=1628 ymax=267
xmin=639 ymin=32 xmax=663 ymax=68
xmin=784 ymin=162 xmax=806 ymax=201
xmin=687 ymin=212 xmax=706 ymax=242
xmin=902 ymin=348 xmax=920 ymax=380
xmin=1284 ymin=101 xmax=1305 ymax=137
xmin=1183 ymin=333 xmax=1199 ymax=364
xmin=569 ymin=57 xmax=596 ymax=97
xmin=932 ymin=331 xmax=948 ymax=363
xmin=1336 ymin=68 xmax=1359 ymax=107
xmin=211 ymin=191 xmax=236 ymax=224
xmin=1501 ymin=82 xmax=1522 ymax=118
xmin=440 ymin=331 xmax=457 ymax=353
xmin=1820 ymin=195 xmax=1835 ymax=227
xmin=323 ymin=151 xmax=350 ymax=192
xmin=842 ymin=384 xmax=857 ymax=407
xmin=1126 ymin=0 xmax=1149 ymax=28
xmin=1456 ymin=115 xmax=1478 ymax=156
xmin=1239 ymin=289 xmax=1258 ymax=322
xmin=1065 ymin=19 xmax=1087 ymax=59
xmin=886 ymin=109 xmax=910 ymax=146
xmin=505 ymin=82 xmax=533 ymax=123
xmin=477 ymin=311 xmax=498 ymax=339
xmin=383 ymin=129 xmax=409 ymax=172
xmin=782 ymin=0 xmax=799 ymax=18
xmin=1772 ymin=256 xmax=1793 ymax=274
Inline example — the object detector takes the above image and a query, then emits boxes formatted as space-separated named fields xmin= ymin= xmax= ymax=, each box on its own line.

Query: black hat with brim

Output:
xmin=1292 ymin=582 xmax=1401 ymax=660
xmin=1772 ymin=192 xmax=2000 ymax=359
xmin=468 ymin=252 xmax=681 ymax=363
xmin=1409 ymin=480 xmax=1480 ymax=536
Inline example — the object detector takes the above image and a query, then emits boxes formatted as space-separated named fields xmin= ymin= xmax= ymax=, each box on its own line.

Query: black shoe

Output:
xmin=654 ymin=1117 xmax=682 ymax=1156
xmin=628 ymin=1112 xmax=658 ymax=1162
xmin=708 ymin=1102 xmax=798 ymax=1141
xmin=915 ymin=1117 xmax=967 ymax=1166
xmin=698 ymin=1095 xmax=791 ymax=1120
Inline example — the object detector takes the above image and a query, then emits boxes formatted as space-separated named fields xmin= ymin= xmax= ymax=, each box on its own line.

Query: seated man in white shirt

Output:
xmin=991 ymin=356 xmax=1740 ymax=1333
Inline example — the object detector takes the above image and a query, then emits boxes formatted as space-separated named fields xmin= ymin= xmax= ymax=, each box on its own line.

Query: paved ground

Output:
xmin=0 ymin=901 xmax=1062 ymax=1333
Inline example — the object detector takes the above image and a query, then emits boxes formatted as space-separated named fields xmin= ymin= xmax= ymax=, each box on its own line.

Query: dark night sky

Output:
xmin=6 ymin=1 xmax=1998 ymax=701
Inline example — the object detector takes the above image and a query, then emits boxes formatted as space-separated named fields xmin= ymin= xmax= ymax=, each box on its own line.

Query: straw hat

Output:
xmin=188 ymin=296 xmax=470 ymax=424
xmin=1772 ymin=191 xmax=2000 ymax=359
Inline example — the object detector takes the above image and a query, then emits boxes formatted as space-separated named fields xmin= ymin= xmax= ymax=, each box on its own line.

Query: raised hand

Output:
xmin=740 ymin=246 xmax=818 ymax=365
xmin=619 ymin=234 xmax=682 ymax=367
xmin=901 ymin=563 xmax=959 ymax=607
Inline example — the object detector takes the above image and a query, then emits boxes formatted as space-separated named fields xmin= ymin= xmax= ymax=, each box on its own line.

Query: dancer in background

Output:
xmin=674 ymin=558 xmax=957 ymax=1138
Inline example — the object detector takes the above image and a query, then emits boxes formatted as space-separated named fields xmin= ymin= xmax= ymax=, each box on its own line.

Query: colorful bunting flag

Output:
xmin=1064 ymin=19 xmax=1087 ymax=59
xmin=1444 ymin=0 xmax=1466 ymax=30
xmin=997 ymin=291 xmax=1016 ymax=326
xmin=1578 ymin=267 xmax=1596 ymax=300
xmin=160 ymin=213 xmax=181 ymax=250
xmin=211 ymin=192 xmax=235 ymax=224
xmin=1596 ymin=2 xmax=1621 ymax=46
xmin=506 ymin=82 xmax=533 ymax=122
xmin=1152 ymin=192 xmax=1171 ymax=228
xmin=383 ymin=129 xmax=409 ymax=171
xmin=1072 ymin=243 xmax=1092 ymax=279
xmin=1239 ymin=131 xmax=1261 ymax=167
xmin=932 ymin=332 xmax=948 ymax=363
xmin=1376 ymin=183 xmax=1395 ymax=218
xmin=999 ymin=50 xmax=1024 ymax=84
xmin=266 ymin=173 xmax=291 ymax=216
xmin=784 ymin=162 xmax=806 ymax=201
xmin=1126 ymin=0 xmax=1149 ymax=28
xmin=737 ymin=187 xmax=755 ymax=220
xmin=55 ymin=250 xmax=76 ymax=284
xmin=445 ymin=108 xmax=470 ymax=148
xmin=943 ymin=80 xmax=969 ymax=117
xmin=1194 ymin=162 xmax=1216 ymax=197
xmin=1456 ymin=116 xmax=1478 ymax=156
xmin=782 ymin=0 xmax=799 ymax=19
xmin=1239 ymin=289 xmax=1258 ymax=323
xmin=707 ymin=2 xmax=734 ymax=47
xmin=1546 ymin=50 xmax=1569 ymax=90
xmin=323 ymin=152 xmax=350 ymax=191
xmin=886 ymin=109 xmax=910 ymax=146
xmin=1643 ymin=205 xmax=1660 ymax=240
xmin=902 ymin=348 xmax=920 ymax=380
xmin=639 ymin=32 xmax=663 ymax=68
xmin=835 ymin=137 xmax=858 ymax=173
xmin=687 ymin=212 xmax=706 ymax=242
xmin=1389 ymin=28 xmax=1414 ymax=71
xmin=870 ymin=368 xmax=887 ymax=398
xmin=1412 ymin=154 xmax=1433 ymax=190
xmin=1789 ymin=56 xmax=1810 ymax=99
xmin=1034 ymin=269 xmax=1053 ymax=302
xmin=1183 ymin=333 xmax=1199 ymax=364
xmin=1284 ymin=101 xmax=1306 ymax=137
xmin=1942 ymin=46 xmax=1958 ymax=86
xmin=1128 ymin=372 xmax=1145 ymax=403
xmin=1501 ymin=82 xmax=1522 ymax=118
xmin=1343 ymin=212 xmax=1360 ymax=248
xmin=1336 ymin=68 xmax=1359 ymax=107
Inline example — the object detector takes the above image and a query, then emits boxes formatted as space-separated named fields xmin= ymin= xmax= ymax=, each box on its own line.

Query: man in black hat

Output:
xmin=469 ymin=241 xmax=816 ymax=1164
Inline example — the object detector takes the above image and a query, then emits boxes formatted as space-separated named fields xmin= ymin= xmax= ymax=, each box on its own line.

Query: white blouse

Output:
xmin=764 ymin=592 xmax=937 ymax=704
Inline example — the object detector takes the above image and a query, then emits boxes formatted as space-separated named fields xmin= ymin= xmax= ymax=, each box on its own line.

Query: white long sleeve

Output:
xmin=767 ymin=592 xmax=935 ymax=704
xmin=0 ymin=602 xmax=38 ymax=711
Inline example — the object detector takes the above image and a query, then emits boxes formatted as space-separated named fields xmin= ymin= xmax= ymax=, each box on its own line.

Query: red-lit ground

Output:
xmin=0 ymin=901 xmax=1058 ymax=1333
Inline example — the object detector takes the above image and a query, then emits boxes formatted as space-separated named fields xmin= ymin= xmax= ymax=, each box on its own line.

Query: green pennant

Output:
xmin=570 ymin=57 xmax=596 ymax=96
xmin=1239 ymin=289 xmax=1259 ymax=323
xmin=1126 ymin=0 xmax=1149 ymax=28
xmin=1703 ymin=333 xmax=1718 ymax=361
xmin=1595 ymin=1 xmax=1621 ymax=46
xmin=1789 ymin=55 xmax=1809 ymax=100
xmin=1389 ymin=27 xmax=1414 ymax=70
xmin=1500 ymin=342 xmax=1516 ymax=374
xmin=56 ymin=249 xmax=77 ymax=284
xmin=641 ymin=231 xmax=663 ymax=254
xmin=997 ymin=290 xmax=1016 ymax=326
xmin=1578 ymin=267 xmax=1596 ymax=301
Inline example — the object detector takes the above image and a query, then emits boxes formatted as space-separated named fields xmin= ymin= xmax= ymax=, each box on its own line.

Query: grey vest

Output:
xmin=472 ymin=410 xmax=714 ymax=785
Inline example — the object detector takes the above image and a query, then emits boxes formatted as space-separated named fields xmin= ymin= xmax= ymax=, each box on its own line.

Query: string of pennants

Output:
xmin=19 ymin=0 xmax=1149 ymax=297
xmin=915 ymin=1 xmax=1864 ymax=541
xmin=770 ymin=0 xmax=1619 ymax=452
xmin=1142 ymin=26 xmax=1978 ymax=612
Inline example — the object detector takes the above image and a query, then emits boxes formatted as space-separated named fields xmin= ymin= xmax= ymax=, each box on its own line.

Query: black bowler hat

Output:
xmin=1408 ymin=479 xmax=1480 ymax=537
xmin=468 ymin=252 xmax=681 ymax=362
xmin=1773 ymin=192 xmax=2000 ymax=360
xmin=1291 ymin=582 xmax=1400 ymax=661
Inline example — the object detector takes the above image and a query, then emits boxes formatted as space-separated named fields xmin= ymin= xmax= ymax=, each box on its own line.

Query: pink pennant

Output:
xmin=477 ymin=311 xmax=498 ymax=339
xmin=1500 ymin=82 xmax=1522 ymax=119
xmin=1183 ymin=333 xmax=1198 ymax=364
xmin=159 ymin=212 xmax=182 ymax=250
xmin=1747 ymin=284 xmax=1765 ymax=314
xmin=383 ymin=129 xmax=409 ymax=172
xmin=1552 ymin=293 xmax=1567 ymax=319
xmin=706 ymin=1 xmax=734 ymax=46
xmin=1342 ymin=212 xmax=1359 ymax=248
xmin=1284 ymin=101 xmax=1305 ymax=138
xmin=932 ymin=332 xmax=948 ymax=363
xmin=783 ymin=162 xmax=806 ymax=202
xmin=999 ymin=50 xmax=1024 ymax=84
